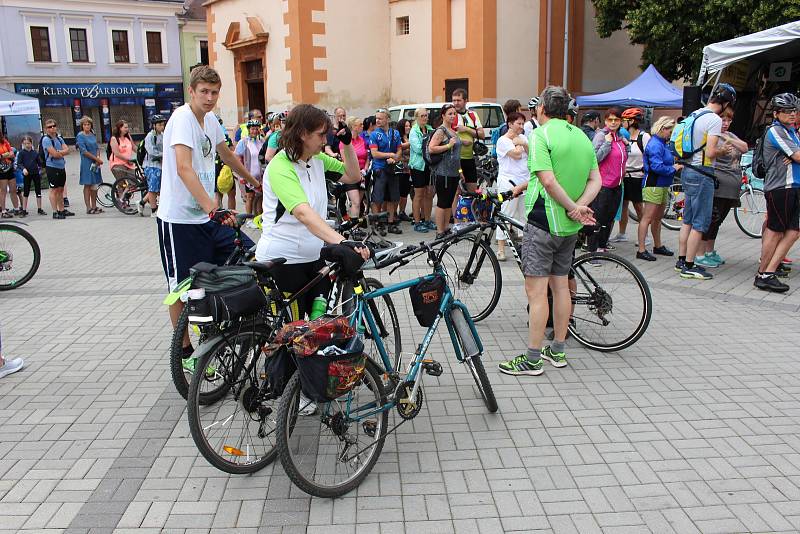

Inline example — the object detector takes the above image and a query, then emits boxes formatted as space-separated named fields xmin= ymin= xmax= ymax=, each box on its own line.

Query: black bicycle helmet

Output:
xmin=568 ymin=98 xmax=579 ymax=117
xmin=246 ymin=119 xmax=262 ymax=128
xmin=771 ymin=93 xmax=799 ymax=111
xmin=150 ymin=114 xmax=166 ymax=124
xmin=528 ymin=96 xmax=540 ymax=109
xmin=711 ymin=83 xmax=737 ymax=106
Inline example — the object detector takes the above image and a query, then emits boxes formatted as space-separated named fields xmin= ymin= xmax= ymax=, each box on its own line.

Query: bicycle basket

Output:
xmin=186 ymin=262 xmax=268 ymax=323
xmin=409 ymin=275 xmax=445 ymax=327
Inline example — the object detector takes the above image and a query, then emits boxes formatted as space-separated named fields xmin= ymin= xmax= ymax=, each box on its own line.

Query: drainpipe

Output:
xmin=545 ymin=0 xmax=552 ymax=86
xmin=563 ymin=0 xmax=569 ymax=88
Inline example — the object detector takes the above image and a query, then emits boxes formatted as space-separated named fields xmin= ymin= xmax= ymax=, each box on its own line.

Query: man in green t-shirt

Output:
xmin=499 ymin=86 xmax=601 ymax=377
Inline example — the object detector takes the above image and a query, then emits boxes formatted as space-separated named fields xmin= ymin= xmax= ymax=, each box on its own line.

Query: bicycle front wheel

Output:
xmin=463 ymin=355 xmax=498 ymax=413
xmin=734 ymin=187 xmax=766 ymax=239
xmin=95 ymin=182 xmax=114 ymax=208
xmin=0 ymin=223 xmax=41 ymax=291
xmin=569 ymin=252 xmax=652 ymax=352
xmin=437 ymin=235 xmax=501 ymax=322
xmin=187 ymin=328 xmax=278 ymax=474
xmin=661 ymin=184 xmax=684 ymax=231
xmin=276 ymin=358 xmax=388 ymax=498
xmin=112 ymin=177 xmax=140 ymax=215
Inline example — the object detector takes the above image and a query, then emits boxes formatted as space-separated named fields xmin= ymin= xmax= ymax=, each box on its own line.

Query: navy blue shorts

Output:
xmin=157 ymin=219 xmax=255 ymax=291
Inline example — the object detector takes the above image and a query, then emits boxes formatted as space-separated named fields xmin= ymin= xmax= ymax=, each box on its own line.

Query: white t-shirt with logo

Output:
xmin=158 ymin=104 xmax=224 ymax=224
xmin=689 ymin=108 xmax=722 ymax=167
xmin=496 ymin=136 xmax=530 ymax=189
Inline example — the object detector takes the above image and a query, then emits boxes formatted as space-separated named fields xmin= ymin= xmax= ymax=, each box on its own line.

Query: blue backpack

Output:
xmin=669 ymin=109 xmax=713 ymax=160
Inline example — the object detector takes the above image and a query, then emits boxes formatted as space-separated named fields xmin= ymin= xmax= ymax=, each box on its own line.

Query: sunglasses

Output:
xmin=375 ymin=108 xmax=388 ymax=114
xmin=47 ymin=124 xmax=57 ymax=128
xmin=201 ymin=134 xmax=212 ymax=158
xmin=777 ymin=108 xmax=797 ymax=114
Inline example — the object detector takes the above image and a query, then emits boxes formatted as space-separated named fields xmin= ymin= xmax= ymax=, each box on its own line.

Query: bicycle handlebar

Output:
xmin=373 ymin=222 xmax=483 ymax=270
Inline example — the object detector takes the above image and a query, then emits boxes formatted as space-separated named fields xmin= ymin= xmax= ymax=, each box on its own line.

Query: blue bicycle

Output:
xmin=274 ymin=224 xmax=498 ymax=498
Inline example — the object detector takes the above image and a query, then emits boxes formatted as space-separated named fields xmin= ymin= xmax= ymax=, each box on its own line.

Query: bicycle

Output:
xmin=95 ymin=182 xmax=115 ymax=209
xmin=111 ymin=164 xmax=149 ymax=215
xmin=439 ymin=187 xmax=652 ymax=352
xmin=628 ymin=175 xmax=684 ymax=231
xmin=0 ymin=220 xmax=41 ymax=290
xmin=733 ymin=162 xmax=766 ymax=239
xmin=273 ymin=227 xmax=497 ymax=498
xmin=185 ymin=240 xmax=402 ymax=474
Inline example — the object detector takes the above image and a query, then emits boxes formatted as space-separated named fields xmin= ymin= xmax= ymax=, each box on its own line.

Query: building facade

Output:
xmin=0 ymin=0 xmax=186 ymax=142
xmin=205 ymin=0 xmax=644 ymax=123
xmin=178 ymin=0 xmax=209 ymax=102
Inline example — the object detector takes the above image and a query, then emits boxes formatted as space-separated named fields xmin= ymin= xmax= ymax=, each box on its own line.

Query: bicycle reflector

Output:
xmin=223 ymin=446 xmax=245 ymax=456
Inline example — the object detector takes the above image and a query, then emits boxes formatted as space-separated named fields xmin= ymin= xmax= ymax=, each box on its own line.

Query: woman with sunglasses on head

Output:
xmin=428 ymin=103 xmax=468 ymax=238
xmin=588 ymin=107 xmax=629 ymax=254
xmin=409 ymin=108 xmax=435 ymax=232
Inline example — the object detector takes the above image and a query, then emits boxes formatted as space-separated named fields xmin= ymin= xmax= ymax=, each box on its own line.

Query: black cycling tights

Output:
xmin=268 ymin=259 xmax=333 ymax=320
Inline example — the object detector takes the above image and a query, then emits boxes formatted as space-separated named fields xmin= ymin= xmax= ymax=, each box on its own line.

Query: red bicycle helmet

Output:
xmin=621 ymin=108 xmax=645 ymax=120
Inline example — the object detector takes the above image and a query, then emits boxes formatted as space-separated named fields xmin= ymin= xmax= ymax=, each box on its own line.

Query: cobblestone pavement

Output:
xmin=2 ymin=153 xmax=800 ymax=534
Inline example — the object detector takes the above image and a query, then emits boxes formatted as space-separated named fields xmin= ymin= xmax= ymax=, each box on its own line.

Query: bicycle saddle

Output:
xmin=242 ymin=258 xmax=287 ymax=275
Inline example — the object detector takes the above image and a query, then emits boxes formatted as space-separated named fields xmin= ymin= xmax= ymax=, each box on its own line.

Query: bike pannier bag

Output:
xmin=186 ymin=262 xmax=267 ymax=323
xmin=263 ymin=344 xmax=297 ymax=398
xmin=409 ymin=275 xmax=445 ymax=327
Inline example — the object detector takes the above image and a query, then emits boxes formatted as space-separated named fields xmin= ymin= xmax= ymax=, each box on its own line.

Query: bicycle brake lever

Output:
xmin=389 ymin=259 xmax=409 ymax=276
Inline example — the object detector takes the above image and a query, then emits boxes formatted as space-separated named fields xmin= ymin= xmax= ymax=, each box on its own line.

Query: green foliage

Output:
xmin=591 ymin=0 xmax=800 ymax=81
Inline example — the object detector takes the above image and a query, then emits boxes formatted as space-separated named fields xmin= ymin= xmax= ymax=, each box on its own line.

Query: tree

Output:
xmin=591 ymin=0 xmax=800 ymax=82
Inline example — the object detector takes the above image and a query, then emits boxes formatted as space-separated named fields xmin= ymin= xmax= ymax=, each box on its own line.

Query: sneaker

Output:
xmin=181 ymin=356 xmax=218 ymax=378
xmin=37 ymin=208 xmax=47 ymax=216
xmin=636 ymin=250 xmax=657 ymax=261
xmin=754 ymin=273 xmax=789 ymax=293
xmin=377 ymin=224 xmax=387 ymax=237
xmin=707 ymin=250 xmax=725 ymax=265
xmin=413 ymin=222 xmax=429 ymax=233
xmin=298 ymin=393 xmax=317 ymax=415
xmin=63 ymin=197 xmax=70 ymax=207
xmin=497 ymin=249 xmax=506 ymax=261
xmin=498 ymin=355 xmax=544 ymax=376
xmin=424 ymin=220 xmax=437 ymax=230
xmin=435 ymin=231 xmax=450 ymax=240
xmin=397 ymin=212 xmax=412 ymax=222
xmin=680 ymin=265 xmax=713 ymax=280
xmin=782 ymin=257 xmax=793 ymax=265
xmin=150 ymin=210 xmax=159 ymax=218
xmin=0 ymin=357 xmax=24 ymax=379
xmin=137 ymin=203 xmax=145 ymax=217
xmin=52 ymin=211 xmax=65 ymax=220
xmin=694 ymin=255 xmax=719 ymax=269
xmin=387 ymin=223 xmax=402 ymax=235
xmin=62 ymin=209 xmax=75 ymax=217
xmin=674 ymin=259 xmax=686 ymax=272
xmin=652 ymin=245 xmax=674 ymax=256
xmin=775 ymin=263 xmax=791 ymax=278
xmin=540 ymin=346 xmax=567 ymax=368
xmin=609 ymin=234 xmax=628 ymax=243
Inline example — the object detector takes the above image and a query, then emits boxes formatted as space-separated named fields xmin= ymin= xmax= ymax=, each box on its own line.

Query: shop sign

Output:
xmin=15 ymin=83 xmax=156 ymax=99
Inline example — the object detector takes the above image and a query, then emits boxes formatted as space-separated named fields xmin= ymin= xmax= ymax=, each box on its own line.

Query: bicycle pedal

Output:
xmin=422 ymin=360 xmax=443 ymax=377
xmin=362 ymin=420 xmax=377 ymax=437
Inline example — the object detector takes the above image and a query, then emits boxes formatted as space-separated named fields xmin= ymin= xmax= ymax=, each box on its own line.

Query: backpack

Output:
xmin=136 ymin=138 xmax=148 ymax=166
xmin=750 ymin=126 xmax=772 ymax=179
xmin=39 ymin=135 xmax=64 ymax=167
xmin=490 ymin=124 xmax=509 ymax=157
xmin=422 ymin=127 xmax=446 ymax=166
xmin=105 ymin=139 xmax=113 ymax=160
xmin=669 ymin=109 xmax=714 ymax=160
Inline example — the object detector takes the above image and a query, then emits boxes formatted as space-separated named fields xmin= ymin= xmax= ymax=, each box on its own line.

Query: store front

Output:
xmin=14 ymin=82 xmax=183 ymax=143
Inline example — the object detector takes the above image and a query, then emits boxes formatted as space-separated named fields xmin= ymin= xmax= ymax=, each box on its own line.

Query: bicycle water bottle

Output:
xmin=309 ymin=296 xmax=327 ymax=320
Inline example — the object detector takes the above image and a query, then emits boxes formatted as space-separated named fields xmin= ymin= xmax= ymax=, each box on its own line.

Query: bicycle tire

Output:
xmin=187 ymin=328 xmax=277 ymax=474
xmin=111 ymin=176 xmax=140 ymax=215
xmin=276 ymin=358 xmax=388 ymax=498
xmin=627 ymin=207 xmax=639 ymax=222
xmin=0 ymin=223 xmax=41 ymax=291
xmin=661 ymin=184 xmax=684 ymax=231
xmin=363 ymin=277 xmax=402 ymax=372
xmin=95 ymin=182 xmax=115 ymax=209
xmin=734 ymin=187 xmax=765 ymax=239
xmin=169 ymin=306 xmax=220 ymax=402
xmin=569 ymin=252 xmax=652 ymax=352
xmin=437 ymin=235 xmax=501 ymax=322
xmin=463 ymin=354 xmax=498 ymax=413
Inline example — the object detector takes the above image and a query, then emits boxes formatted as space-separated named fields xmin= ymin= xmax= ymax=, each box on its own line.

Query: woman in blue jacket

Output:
xmin=637 ymin=117 xmax=683 ymax=261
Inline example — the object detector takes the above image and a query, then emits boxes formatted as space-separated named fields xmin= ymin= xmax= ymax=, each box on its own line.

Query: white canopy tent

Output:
xmin=697 ymin=20 xmax=800 ymax=85
xmin=0 ymin=88 xmax=40 ymax=116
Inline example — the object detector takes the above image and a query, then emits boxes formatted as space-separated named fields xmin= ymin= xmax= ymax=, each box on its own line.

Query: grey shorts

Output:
xmin=522 ymin=224 xmax=578 ymax=277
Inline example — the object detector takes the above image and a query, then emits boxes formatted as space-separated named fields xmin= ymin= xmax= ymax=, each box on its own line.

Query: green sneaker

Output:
xmin=707 ymin=251 xmax=725 ymax=265
xmin=694 ymin=255 xmax=719 ymax=269
xmin=498 ymin=355 xmax=544 ymax=376
xmin=182 ymin=357 xmax=218 ymax=378
xmin=541 ymin=346 xmax=567 ymax=368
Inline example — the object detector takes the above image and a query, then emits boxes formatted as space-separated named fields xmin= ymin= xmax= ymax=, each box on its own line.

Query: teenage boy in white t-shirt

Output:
xmin=157 ymin=66 xmax=261 ymax=356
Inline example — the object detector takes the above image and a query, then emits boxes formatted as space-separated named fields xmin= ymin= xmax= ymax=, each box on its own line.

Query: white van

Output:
xmin=388 ymin=102 xmax=505 ymax=151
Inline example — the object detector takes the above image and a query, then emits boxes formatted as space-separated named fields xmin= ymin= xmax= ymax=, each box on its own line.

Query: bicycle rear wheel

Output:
xmin=734 ymin=187 xmax=766 ymax=239
xmin=569 ymin=252 xmax=652 ymax=352
xmin=95 ymin=182 xmax=114 ymax=209
xmin=661 ymin=183 xmax=684 ymax=231
xmin=112 ymin=177 xmax=140 ymax=215
xmin=0 ymin=223 xmax=40 ymax=290
xmin=437 ymin=235 xmax=501 ymax=322
xmin=187 ymin=328 xmax=278 ymax=474
xmin=276 ymin=358 xmax=388 ymax=498
xmin=170 ymin=306 xmax=219 ymax=402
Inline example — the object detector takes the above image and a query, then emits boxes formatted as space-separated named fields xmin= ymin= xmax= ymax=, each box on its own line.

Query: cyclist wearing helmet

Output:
xmin=755 ymin=92 xmax=800 ymax=293
xmin=611 ymin=107 xmax=649 ymax=243
xmin=261 ymin=111 xmax=287 ymax=164
xmin=143 ymin=114 xmax=167 ymax=217
xmin=524 ymin=96 xmax=540 ymax=138
xmin=566 ymin=99 xmax=578 ymax=125
xmin=674 ymin=82 xmax=736 ymax=281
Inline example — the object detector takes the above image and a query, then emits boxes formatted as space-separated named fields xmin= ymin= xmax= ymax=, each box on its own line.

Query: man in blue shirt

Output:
xmin=755 ymin=93 xmax=800 ymax=293
xmin=41 ymin=119 xmax=72 ymax=219
xmin=369 ymin=109 xmax=402 ymax=235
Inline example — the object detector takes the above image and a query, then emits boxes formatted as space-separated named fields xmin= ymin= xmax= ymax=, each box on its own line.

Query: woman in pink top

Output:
xmin=588 ymin=107 xmax=629 ymax=252
xmin=109 ymin=120 xmax=137 ymax=182
xmin=344 ymin=116 xmax=367 ymax=218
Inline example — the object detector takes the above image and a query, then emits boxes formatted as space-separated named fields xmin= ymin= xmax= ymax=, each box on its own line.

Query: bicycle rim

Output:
xmin=437 ymin=236 xmax=501 ymax=322
xmin=187 ymin=328 xmax=277 ymax=474
xmin=0 ymin=224 xmax=40 ymax=291
xmin=569 ymin=253 xmax=652 ymax=352
xmin=112 ymin=178 xmax=139 ymax=215
xmin=276 ymin=359 xmax=388 ymax=498
xmin=95 ymin=183 xmax=114 ymax=208
xmin=661 ymin=185 xmax=684 ymax=231
xmin=734 ymin=188 xmax=765 ymax=239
